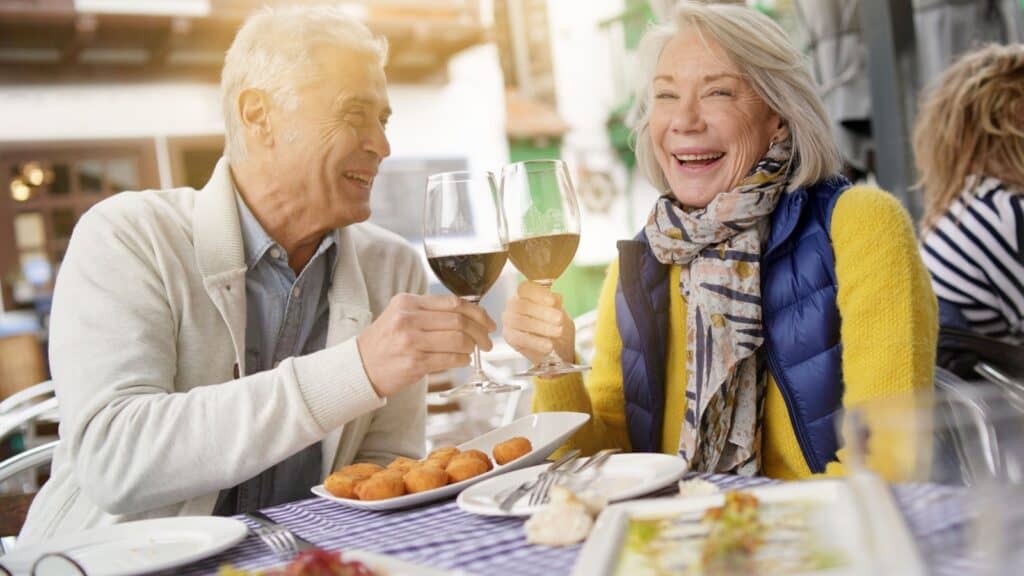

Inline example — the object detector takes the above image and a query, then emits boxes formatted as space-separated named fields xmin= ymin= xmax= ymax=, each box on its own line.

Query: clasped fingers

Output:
xmin=501 ymin=282 xmax=575 ymax=364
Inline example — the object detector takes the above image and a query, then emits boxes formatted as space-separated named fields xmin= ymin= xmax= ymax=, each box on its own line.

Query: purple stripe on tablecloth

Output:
xmin=891 ymin=483 xmax=978 ymax=576
xmin=170 ymin=473 xmax=975 ymax=576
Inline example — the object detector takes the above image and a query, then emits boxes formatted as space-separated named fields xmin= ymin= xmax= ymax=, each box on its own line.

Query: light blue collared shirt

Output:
xmin=213 ymin=193 xmax=337 ymax=515
xmin=236 ymin=194 xmax=336 ymax=375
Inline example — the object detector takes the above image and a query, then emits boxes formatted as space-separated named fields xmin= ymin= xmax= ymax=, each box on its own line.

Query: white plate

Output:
xmin=311 ymin=411 xmax=590 ymax=511
xmin=572 ymin=474 xmax=926 ymax=576
xmin=456 ymin=453 xmax=687 ymax=517
xmin=0 ymin=516 xmax=247 ymax=576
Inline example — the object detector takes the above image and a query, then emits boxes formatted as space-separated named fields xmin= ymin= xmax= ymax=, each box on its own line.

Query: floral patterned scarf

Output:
xmin=644 ymin=140 xmax=792 ymax=475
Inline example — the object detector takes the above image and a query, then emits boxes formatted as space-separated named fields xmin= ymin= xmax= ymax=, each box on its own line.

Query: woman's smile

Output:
xmin=670 ymin=148 xmax=727 ymax=174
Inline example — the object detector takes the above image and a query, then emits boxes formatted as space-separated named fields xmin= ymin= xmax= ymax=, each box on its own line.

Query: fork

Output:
xmin=529 ymin=448 xmax=620 ymax=506
xmin=252 ymin=525 xmax=299 ymax=560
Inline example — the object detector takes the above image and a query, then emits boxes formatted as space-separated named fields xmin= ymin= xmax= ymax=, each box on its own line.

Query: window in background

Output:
xmin=0 ymin=142 xmax=158 ymax=311
xmin=168 ymin=135 xmax=222 ymax=190
xmin=77 ymin=159 xmax=104 ymax=195
xmin=107 ymin=157 xmax=139 ymax=192
xmin=369 ymin=157 xmax=468 ymax=242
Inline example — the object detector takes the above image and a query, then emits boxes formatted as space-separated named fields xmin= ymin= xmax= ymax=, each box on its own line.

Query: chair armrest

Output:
xmin=0 ymin=381 xmax=54 ymax=415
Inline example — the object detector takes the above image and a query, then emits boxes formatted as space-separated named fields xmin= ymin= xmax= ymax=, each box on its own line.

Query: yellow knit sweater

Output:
xmin=532 ymin=186 xmax=938 ymax=480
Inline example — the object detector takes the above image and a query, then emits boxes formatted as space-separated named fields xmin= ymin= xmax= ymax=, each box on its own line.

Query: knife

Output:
xmin=498 ymin=448 xmax=581 ymax=512
xmin=244 ymin=510 xmax=316 ymax=551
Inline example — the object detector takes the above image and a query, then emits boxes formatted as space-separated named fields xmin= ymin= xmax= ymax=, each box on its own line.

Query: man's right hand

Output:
xmin=357 ymin=293 xmax=495 ymax=397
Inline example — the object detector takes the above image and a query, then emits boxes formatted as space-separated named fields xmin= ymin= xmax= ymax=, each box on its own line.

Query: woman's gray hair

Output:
xmin=221 ymin=5 xmax=388 ymax=160
xmin=630 ymin=1 xmax=840 ymax=193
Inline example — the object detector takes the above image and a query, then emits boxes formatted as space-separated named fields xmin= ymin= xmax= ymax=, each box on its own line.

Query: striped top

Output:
xmin=921 ymin=176 xmax=1024 ymax=339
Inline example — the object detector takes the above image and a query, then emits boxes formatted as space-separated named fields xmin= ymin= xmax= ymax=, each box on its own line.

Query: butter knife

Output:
xmin=244 ymin=510 xmax=316 ymax=551
xmin=498 ymin=448 xmax=581 ymax=512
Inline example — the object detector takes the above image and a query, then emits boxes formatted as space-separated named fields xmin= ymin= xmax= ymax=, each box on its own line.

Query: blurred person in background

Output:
xmin=503 ymin=1 xmax=937 ymax=480
xmin=916 ymin=44 xmax=1024 ymax=341
xmin=19 ymin=6 xmax=494 ymax=543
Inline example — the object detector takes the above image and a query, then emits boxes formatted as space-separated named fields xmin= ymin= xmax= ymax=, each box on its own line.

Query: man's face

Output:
xmin=271 ymin=47 xmax=391 ymax=230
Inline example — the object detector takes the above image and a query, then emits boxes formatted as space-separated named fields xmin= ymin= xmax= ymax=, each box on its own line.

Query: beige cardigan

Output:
xmin=19 ymin=159 xmax=427 ymax=544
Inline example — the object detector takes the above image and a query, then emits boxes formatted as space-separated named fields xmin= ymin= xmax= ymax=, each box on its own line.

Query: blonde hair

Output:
xmin=914 ymin=44 xmax=1024 ymax=232
xmin=221 ymin=6 xmax=388 ymax=160
xmin=630 ymin=1 xmax=840 ymax=193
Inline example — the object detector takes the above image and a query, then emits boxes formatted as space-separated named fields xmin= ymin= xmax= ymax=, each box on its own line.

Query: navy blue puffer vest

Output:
xmin=616 ymin=176 xmax=849 ymax=473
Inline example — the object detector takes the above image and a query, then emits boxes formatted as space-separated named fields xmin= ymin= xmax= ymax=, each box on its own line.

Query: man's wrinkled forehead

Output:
xmin=300 ymin=44 xmax=389 ymax=102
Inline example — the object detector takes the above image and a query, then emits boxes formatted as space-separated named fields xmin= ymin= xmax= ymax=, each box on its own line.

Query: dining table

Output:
xmin=170 ymin=473 xmax=977 ymax=576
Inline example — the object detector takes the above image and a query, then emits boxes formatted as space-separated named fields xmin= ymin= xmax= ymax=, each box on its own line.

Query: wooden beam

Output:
xmin=0 ymin=62 xmax=222 ymax=84
xmin=0 ymin=0 xmax=74 ymax=23
xmin=148 ymin=17 xmax=192 ymax=68
xmin=61 ymin=14 xmax=97 ymax=65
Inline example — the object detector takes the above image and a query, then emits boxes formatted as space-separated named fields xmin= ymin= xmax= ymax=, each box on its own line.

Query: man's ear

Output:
xmin=238 ymin=88 xmax=274 ymax=148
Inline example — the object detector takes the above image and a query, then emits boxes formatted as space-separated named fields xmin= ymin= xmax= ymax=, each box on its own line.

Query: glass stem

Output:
xmin=463 ymin=295 xmax=487 ymax=385
xmin=535 ymin=279 xmax=562 ymax=366
xmin=542 ymin=349 xmax=561 ymax=364
xmin=473 ymin=345 xmax=485 ymax=383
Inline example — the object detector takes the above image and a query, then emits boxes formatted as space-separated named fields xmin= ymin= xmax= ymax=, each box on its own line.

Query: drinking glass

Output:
xmin=423 ymin=170 xmax=519 ymax=397
xmin=501 ymin=159 xmax=590 ymax=377
xmin=840 ymin=372 xmax=1024 ymax=575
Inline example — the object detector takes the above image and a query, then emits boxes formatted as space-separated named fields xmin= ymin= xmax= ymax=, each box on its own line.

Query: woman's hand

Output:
xmin=502 ymin=281 xmax=576 ymax=365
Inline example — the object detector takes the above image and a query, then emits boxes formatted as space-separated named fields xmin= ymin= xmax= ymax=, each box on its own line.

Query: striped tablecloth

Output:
xmin=172 ymin=474 xmax=976 ymax=575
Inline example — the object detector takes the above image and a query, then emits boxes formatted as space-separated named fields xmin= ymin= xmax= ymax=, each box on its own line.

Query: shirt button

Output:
xmin=292 ymin=286 xmax=302 ymax=298
xmin=269 ymin=247 xmax=282 ymax=260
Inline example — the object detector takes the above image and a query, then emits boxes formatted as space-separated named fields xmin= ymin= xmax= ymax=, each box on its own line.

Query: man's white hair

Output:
xmin=220 ymin=5 xmax=388 ymax=160
xmin=630 ymin=1 xmax=840 ymax=193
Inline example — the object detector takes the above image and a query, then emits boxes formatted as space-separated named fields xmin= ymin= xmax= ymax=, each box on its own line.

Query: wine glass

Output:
xmin=501 ymin=159 xmax=590 ymax=377
xmin=423 ymin=170 xmax=519 ymax=397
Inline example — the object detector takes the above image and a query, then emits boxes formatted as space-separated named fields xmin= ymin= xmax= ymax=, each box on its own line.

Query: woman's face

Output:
xmin=648 ymin=29 xmax=784 ymax=208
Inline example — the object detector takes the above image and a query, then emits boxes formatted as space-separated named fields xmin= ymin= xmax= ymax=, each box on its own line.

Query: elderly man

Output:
xmin=19 ymin=6 xmax=492 ymax=542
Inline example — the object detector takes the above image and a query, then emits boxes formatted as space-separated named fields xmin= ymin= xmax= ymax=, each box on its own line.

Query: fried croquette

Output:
xmin=426 ymin=446 xmax=461 ymax=468
xmin=324 ymin=472 xmax=362 ymax=499
xmin=386 ymin=456 xmax=419 ymax=473
xmin=418 ymin=458 xmax=446 ymax=470
xmin=354 ymin=470 xmax=406 ymax=500
xmin=460 ymin=449 xmax=494 ymax=471
xmin=493 ymin=437 xmax=533 ymax=465
xmin=445 ymin=454 xmax=489 ymax=483
xmin=403 ymin=465 xmax=448 ymax=493
xmin=337 ymin=462 xmax=385 ymax=479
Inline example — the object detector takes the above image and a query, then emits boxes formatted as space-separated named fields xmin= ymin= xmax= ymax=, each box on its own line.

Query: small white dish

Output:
xmin=311 ymin=411 xmax=590 ymax=511
xmin=0 ymin=516 xmax=247 ymax=576
xmin=457 ymin=453 xmax=688 ymax=517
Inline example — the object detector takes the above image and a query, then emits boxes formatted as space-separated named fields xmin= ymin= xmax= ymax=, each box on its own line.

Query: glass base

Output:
xmin=441 ymin=379 xmax=521 ymax=398
xmin=516 ymin=359 xmax=591 ymax=379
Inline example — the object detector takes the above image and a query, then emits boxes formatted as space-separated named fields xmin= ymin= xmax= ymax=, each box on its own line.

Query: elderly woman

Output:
xmin=503 ymin=1 xmax=937 ymax=479
xmin=916 ymin=44 xmax=1024 ymax=340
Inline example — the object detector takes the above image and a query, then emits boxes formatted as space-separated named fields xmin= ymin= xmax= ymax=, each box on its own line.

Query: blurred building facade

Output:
xmin=5 ymin=0 xmax=1019 ymax=325
xmin=0 ymin=0 xmax=508 ymax=317
xmin=0 ymin=0 xmax=650 ymax=329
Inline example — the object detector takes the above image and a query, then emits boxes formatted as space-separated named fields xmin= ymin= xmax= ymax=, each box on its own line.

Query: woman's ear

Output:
xmin=773 ymin=118 xmax=790 ymax=144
